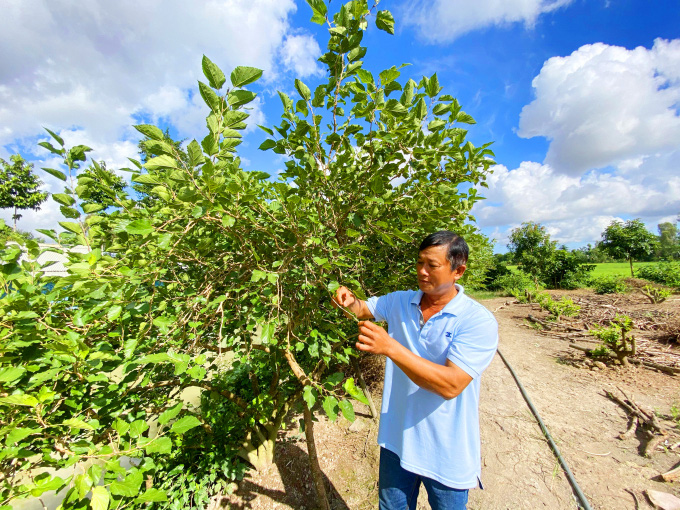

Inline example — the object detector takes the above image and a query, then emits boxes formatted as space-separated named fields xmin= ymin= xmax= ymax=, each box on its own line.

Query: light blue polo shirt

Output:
xmin=366 ymin=285 xmax=498 ymax=489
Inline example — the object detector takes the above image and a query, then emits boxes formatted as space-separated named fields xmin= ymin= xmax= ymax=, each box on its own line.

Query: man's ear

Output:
xmin=453 ymin=264 xmax=466 ymax=281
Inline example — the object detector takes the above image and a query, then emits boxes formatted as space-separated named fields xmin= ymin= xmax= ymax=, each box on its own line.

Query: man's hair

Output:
xmin=419 ymin=231 xmax=469 ymax=270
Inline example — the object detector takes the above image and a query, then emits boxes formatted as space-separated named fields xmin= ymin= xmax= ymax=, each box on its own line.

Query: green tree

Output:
xmin=0 ymin=2 xmax=496 ymax=509
xmin=657 ymin=220 xmax=680 ymax=260
xmin=0 ymin=155 xmax=49 ymax=230
xmin=507 ymin=222 xmax=556 ymax=284
xmin=600 ymin=219 xmax=658 ymax=276
xmin=77 ymin=161 xmax=128 ymax=209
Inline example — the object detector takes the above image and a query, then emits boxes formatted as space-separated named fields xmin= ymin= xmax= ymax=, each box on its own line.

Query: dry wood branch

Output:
xmin=660 ymin=463 xmax=680 ymax=482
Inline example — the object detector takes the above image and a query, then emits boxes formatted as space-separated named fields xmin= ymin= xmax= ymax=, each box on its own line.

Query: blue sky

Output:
xmin=1 ymin=0 xmax=679 ymax=251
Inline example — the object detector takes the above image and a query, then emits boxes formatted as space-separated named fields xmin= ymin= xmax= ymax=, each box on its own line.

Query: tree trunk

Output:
xmin=303 ymin=406 xmax=330 ymax=510
xmin=629 ymin=257 xmax=634 ymax=277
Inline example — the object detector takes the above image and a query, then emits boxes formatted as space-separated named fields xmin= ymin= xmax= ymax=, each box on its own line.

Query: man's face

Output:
xmin=416 ymin=244 xmax=466 ymax=295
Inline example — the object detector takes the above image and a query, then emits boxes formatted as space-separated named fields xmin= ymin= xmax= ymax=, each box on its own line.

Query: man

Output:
xmin=334 ymin=231 xmax=498 ymax=510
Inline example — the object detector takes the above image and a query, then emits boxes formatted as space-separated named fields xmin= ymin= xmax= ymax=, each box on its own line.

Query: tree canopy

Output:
xmin=600 ymin=219 xmax=657 ymax=276
xmin=0 ymin=2 xmax=496 ymax=509
xmin=0 ymin=155 xmax=48 ymax=230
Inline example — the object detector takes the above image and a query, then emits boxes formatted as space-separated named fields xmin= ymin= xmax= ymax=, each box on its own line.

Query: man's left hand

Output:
xmin=357 ymin=321 xmax=395 ymax=356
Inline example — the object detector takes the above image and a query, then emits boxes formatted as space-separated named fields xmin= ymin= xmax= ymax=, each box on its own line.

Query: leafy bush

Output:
xmin=589 ymin=315 xmax=636 ymax=365
xmin=641 ymin=285 xmax=671 ymax=303
xmin=495 ymin=271 xmax=537 ymax=298
xmin=589 ymin=274 xmax=629 ymax=294
xmin=0 ymin=3 xmax=497 ymax=508
xmin=481 ymin=260 xmax=511 ymax=290
xmin=536 ymin=294 xmax=580 ymax=320
xmin=637 ymin=262 xmax=680 ymax=288
xmin=540 ymin=250 xmax=594 ymax=289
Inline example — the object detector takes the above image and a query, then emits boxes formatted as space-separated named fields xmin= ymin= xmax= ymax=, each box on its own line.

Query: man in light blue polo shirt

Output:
xmin=334 ymin=231 xmax=498 ymax=510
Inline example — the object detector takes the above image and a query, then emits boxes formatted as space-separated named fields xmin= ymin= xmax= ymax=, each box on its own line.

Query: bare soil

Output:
xmin=220 ymin=291 xmax=680 ymax=510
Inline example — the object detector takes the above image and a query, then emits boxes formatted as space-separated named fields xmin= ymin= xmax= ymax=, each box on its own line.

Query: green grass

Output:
xmin=589 ymin=261 xmax=656 ymax=277
xmin=507 ymin=261 xmax=657 ymax=278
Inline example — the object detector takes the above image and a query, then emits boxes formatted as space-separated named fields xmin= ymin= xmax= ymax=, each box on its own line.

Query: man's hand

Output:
xmin=357 ymin=321 xmax=395 ymax=356
xmin=333 ymin=286 xmax=374 ymax=320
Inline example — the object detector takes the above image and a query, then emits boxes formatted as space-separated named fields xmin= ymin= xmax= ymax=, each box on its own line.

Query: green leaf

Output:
xmin=375 ymin=10 xmax=395 ymax=34
xmin=343 ymin=378 xmax=369 ymax=405
xmin=145 ymin=436 xmax=172 ymax=454
xmin=171 ymin=416 xmax=202 ymax=434
xmin=202 ymin=55 xmax=226 ymax=89
xmin=327 ymin=281 xmax=340 ymax=293
xmin=125 ymin=219 xmax=153 ymax=235
xmin=322 ymin=396 xmax=339 ymax=422
xmin=303 ymin=385 xmax=317 ymax=410
xmin=62 ymin=418 xmax=95 ymax=430
xmin=0 ymin=367 xmax=26 ymax=384
xmin=379 ymin=67 xmax=400 ymax=86
xmin=251 ymin=269 xmax=266 ymax=282
xmin=187 ymin=140 xmax=205 ymax=167
xmin=144 ymin=154 xmax=179 ymax=171
xmin=83 ymin=203 xmax=106 ymax=213
xmin=229 ymin=89 xmax=257 ymax=107
xmin=135 ymin=489 xmax=168 ymax=503
xmin=91 ymin=486 xmax=110 ymax=510
xmin=134 ymin=124 xmax=165 ymax=141
xmin=107 ymin=305 xmax=122 ymax=321
xmin=187 ymin=365 xmax=206 ymax=380
xmin=110 ymin=470 xmax=143 ymax=497
xmin=59 ymin=221 xmax=82 ymax=234
xmin=44 ymin=127 xmax=64 ymax=146
xmin=338 ymin=399 xmax=355 ymax=422
xmin=158 ymin=402 xmax=183 ymax=425
xmin=42 ymin=167 xmax=67 ymax=181
xmin=295 ymin=79 xmax=312 ymax=101
xmin=259 ymin=139 xmax=277 ymax=151
xmin=230 ymin=66 xmax=263 ymax=88
xmin=5 ymin=427 xmax=37 ymax=445
xmin=129 ymin=420 xmax=149 ymax=438
xmin=131 ymin=173 xmax=161 ymax=185
xmin=305 ymin=0 xmax=327 ymax=24
xmin=199 ymin=80 xmax=221 ymax=111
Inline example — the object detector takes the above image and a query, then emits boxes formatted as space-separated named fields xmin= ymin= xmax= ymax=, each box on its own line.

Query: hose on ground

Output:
xmin=497 ymin=348 xmax=594 ymax=510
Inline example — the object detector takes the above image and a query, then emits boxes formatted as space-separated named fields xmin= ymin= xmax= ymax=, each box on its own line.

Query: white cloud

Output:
xmin=519 ymin=38 xmax=680 ymax=175
xmin=402 ymin=0 xmax=573 ymax=43
xmin=474 ymin=154 xmax=680 ymax=245
xmin=280 ymin=35 xmax=324 ymax=78
xmin=0 ymin=0 xmax=305 ymax=147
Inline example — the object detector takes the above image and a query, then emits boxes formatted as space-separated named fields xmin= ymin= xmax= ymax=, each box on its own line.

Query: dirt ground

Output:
xmin=220 ymin=291 xmax=680 ymax=510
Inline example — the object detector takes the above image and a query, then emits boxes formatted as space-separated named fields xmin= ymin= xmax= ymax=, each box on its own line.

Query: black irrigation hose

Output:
xmin=497 ymin=348 xmax=594 ymax=510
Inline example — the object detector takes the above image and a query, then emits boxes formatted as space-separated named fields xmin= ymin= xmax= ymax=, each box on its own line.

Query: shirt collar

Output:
xmin=410 ymin=284 xmax=466 ymax=316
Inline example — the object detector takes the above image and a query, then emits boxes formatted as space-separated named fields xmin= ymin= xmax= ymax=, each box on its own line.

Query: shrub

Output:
xmin=637 ymin=262 xmax=680 ymax=288
xmin=536 ymin=294 xmax=580 ymax=321
xmin=589 ymin=274 xmax=629 ymax=294
xmin=481 ymin=261 xmax=511 ymax=290
xmin=640 ymin=285 xmax=670 ymax=303
xmin=540 ymin=250 xmax=594 ymax=289
xmin=496 ymin=271 xmax=537 ymax=298
xmin=589 ymin=315 xmax=636 ymax=365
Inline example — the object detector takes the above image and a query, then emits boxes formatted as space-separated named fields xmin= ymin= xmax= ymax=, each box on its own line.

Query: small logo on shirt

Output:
xmin=445 ymin=332 xmax=452 ymax=338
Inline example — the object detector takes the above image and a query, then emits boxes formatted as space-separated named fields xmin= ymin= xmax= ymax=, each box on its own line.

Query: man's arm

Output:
xmin=356 ymin=320 xmax=472 ymax=399
xmin=333 ymin=286 xmax=374 ymax=320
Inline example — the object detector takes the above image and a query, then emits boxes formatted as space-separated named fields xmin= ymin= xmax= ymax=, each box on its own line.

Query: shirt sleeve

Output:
xmin=366 ymin=293 xmax=393 ymax=323
xmin=446 ymin=308 xmax=498 ymax=379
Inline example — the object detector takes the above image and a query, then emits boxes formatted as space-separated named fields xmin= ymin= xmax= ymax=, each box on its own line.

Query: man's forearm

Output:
xmin=384 ymin=342 xmax=471 ymax=400
xmin=348 ymin=299 xmax=374 ymax=320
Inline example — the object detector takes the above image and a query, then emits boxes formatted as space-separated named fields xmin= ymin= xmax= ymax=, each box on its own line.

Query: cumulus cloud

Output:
xmin=519 ymin=38 xmax=680 ymax=175
xmin=402 ymin=0 xmax=573 ymax=43
xmin=280 ymin=35 xmax=324 ymax=78
xmin=474 ymin=153 xmax=680 ymax=245
xmin=0 ymin=0 xmax=315 ymax=147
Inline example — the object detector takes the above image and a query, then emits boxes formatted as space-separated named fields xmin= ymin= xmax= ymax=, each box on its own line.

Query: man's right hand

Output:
xmin=333 ymin=286 xmax=374 ymax=320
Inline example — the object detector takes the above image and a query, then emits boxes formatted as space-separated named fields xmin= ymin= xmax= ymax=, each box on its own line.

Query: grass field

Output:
xmin=589 ymin=261 xmax=656 ymax=277
xmin=506 ymin=261 xmax=658 ymax=278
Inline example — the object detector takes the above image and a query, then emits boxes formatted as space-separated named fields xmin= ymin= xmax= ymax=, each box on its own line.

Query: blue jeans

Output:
xmin=379 ymin=447 xmax=469 ymax=510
